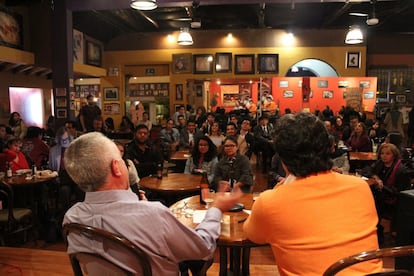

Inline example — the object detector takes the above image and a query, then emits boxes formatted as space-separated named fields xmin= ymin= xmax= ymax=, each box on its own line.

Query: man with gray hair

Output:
xmin=63 ymin=132 xmax=242 ymax=275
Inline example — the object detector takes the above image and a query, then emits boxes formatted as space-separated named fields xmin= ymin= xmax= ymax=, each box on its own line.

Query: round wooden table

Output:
xmin=140 ymin=173 xmax=202 ymax=205
xmin=4 ymin=172 xmax=57 ymax=186
xmin=170 ymin=193 xmax=261 ymax=276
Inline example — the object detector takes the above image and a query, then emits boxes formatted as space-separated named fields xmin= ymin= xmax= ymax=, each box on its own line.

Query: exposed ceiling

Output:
xmin=68 ymin=0 xmax=414 ymax=43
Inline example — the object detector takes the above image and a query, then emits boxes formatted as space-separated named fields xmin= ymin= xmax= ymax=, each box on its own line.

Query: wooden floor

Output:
xmin=17 ymin=155 xmax=395 ymax=275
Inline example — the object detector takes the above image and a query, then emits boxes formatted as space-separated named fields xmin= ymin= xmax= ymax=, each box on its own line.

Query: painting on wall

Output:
xmin=235 ymin=54 xmax=254 ymax=74
xmin=85 ymin=39 xmax=102 ymax=67
xmin=221 ymin=85 xmax=240 ymax=107
xmin=257 ymin=54 xmax=278 ymax=74
xmin=73 ymin=29 xmax=84 ymax=63
xmin=0 ymin=9 xmax=22 ymax=49
xmin=172 ymin=53 xmax=192 ymax=74
xmin=215 ymin=53 xmax=232 ymax=73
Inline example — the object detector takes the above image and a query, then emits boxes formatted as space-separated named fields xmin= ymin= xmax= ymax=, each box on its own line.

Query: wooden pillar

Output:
xmin=51 ymin=0 xmax=75 ymax=128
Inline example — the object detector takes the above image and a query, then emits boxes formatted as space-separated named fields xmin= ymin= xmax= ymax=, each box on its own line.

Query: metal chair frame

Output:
xmin=323 ymin=245 xmax=414 ymax=276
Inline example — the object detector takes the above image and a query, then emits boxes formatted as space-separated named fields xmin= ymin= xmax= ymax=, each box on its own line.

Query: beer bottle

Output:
xmin=199 ymin=171 xmax=209 ymax=204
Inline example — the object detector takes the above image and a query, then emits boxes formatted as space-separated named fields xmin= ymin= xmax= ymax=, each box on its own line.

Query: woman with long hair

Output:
xmin=184 ymin=136 xmax=218 ymax=184
xmin=9 ymin=112 xmax=27 ymax=139
xmin=207 ymin=121 xmax=225 ymax=150
xmin=346 ymin=122 xmax=372 ymax=152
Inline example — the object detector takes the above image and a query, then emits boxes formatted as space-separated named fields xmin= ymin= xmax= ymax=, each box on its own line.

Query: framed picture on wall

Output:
xmin=318 ymin=80 xmax=328 ymax=88
xmin=323 ymin=90 xmax=333 ymax=98
xmin=56 ymin=97 xmax=67 ymax=107
xmin=346 ymin=51 xmax=361 ymax=68
xmin=172 ymin=53 xmax=192 ymax=74
xmin=175 ymin=84 xmax=183 ymax=101
xmin=257 ymin=54 xmax=278 ymax=73
xmin=194 ymin=54 xmax=213 ymax=74
xmin=396 ymin=95 xmax=406 ymax=103
xmin=215 ymin=53 xmax=232 ymax=73
xmin=57 ymin=109 xmax=67 ymax=119
xmin=283 ymin=90 xmax=293 ymax=98
xmin=85 ymin=39 xmax=102 ymax=67
xmin=103 ymin=87 xmax=119 ymax=101
xmin=235 ymin=54 xmax=254 ymax=74
xmin=364 ymin=91 xmax=375 ymax=99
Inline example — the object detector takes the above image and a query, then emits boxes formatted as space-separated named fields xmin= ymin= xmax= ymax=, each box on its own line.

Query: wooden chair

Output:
xmin=323 ymin=245 xmax=414 ymax=276
xmin=63 ymin=223 xmax=152 ymax=276
xmin=0 ymin=181 xmax=35 ymax=246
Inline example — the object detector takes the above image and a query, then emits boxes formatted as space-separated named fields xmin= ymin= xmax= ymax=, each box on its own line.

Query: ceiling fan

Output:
xmin=171 ymin=1 xmax=202 ymax=29
xmin=349 ymin=0 xmax=379 ymax=26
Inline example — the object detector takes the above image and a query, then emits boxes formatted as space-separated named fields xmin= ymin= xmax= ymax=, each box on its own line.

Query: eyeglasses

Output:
xmin=224 ymin=144 xmax=236 ymax=148
xmin=198 ymin=144 xmax=209 ymax=147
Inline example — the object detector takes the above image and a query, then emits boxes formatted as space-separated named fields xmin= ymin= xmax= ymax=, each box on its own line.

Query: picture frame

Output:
xmin=364 ymin=91 xmax=375 ymax=99
xmin=55 ymin=88 xmax=67 ymax=96
xmin=279 ymin=80 xmax=289 ymax=88
xmin=56 ymin=109 xmax=67 ymax=119
xmin=103 ymin=87 xmax=119 ymax=101
xmin=283 ymin=90 xmax=293 ymax=98
xmin=172 ymin=53 xmax=192 ymax=74
xmin=103 ymin=103 xmax=121 ymax=115
xmin=196 ymin=85 xmax=203 ymax=97
xmin=194 ymin=54 xmax=213 ymax=74
xmin=56 ymin=97 xmax=67 ymax=107
xmin=257 ymin=54 xmax=279 ymax=73
xmin=346 ymin=51 xmax=361 ymax=68
xmin=85 ymin=39 xmax=102 ymax=67
xmin=235 ymin=54 xmax=255 ymax=74
xmin=359 ymin=81 xmax=371 ymax=88
xmin=175 ymin=84 xmax=183 ymax=101
xmin=323 ymin=90 xmax=334 ymax=98
xmin=215 ymin=53 xmax=232 ymax=73
xmin=318 ymin=80 xmax=328 ymax=88
xmin=396 ymin=95 xmax=406 ymax=103
xmin=73 ymin=29 xmax=84 ymax=63
xmin=0 ymin=9 xmax=23 ymax=49
xmin=338 ymin=80 xmax=349 ymax=88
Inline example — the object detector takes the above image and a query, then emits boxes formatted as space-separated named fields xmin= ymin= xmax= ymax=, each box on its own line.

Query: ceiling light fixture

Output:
xmin=130 ymin=0 xmax=157 ymax=11
xmin=177 ymin=28 xmax=193 ymax=46
xmin=345 ymin=25 xmax=363 ymax=44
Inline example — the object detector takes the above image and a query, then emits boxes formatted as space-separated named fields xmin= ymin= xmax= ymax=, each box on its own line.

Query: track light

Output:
xmin=130 ymin=0 xmax=157 ymax=11
xmin=177 ymin=28 xmax=193 ymax=46
xmin=345 ymin=25 xmax=363 ymax=44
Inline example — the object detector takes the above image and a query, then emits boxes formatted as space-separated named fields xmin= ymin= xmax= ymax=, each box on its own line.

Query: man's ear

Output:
xmin=111 ymin=159 xmax=123 ymax=177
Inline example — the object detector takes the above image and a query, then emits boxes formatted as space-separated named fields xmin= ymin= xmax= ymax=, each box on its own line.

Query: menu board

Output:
xmin=127 ymin=83 xmax=169 ymax=97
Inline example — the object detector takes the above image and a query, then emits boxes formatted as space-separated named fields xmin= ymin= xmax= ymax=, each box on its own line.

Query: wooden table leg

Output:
xmin=242 ymin=247 xmax=251 ymax=276
xmin=232 ymin=247 xmax=241 ymax=276
xmin=219 ymin=246 xmax=228 ymax=276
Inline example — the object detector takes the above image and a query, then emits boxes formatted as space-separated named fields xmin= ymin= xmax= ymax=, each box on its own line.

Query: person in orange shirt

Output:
xmin=244 ymin=112 xmax=382 ymax=276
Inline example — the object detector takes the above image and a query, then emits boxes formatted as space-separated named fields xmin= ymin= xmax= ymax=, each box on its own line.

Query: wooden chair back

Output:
xmin=323 ymin=245 xmax=414 ymax=276
xmin=0 ymin=181 xmax=34 ymax=245
xmin=63 ymin=223 xmax=152 ymax=276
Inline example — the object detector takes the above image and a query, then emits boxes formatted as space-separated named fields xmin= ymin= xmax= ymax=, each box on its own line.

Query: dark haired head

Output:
xmin=191 ymin=136 xmax=217 ymax=162
xmin=223 ymin=135 xmax=238 ymax=146
xmin=135 ymin=124 xmax=149 ymax=132
xmin=86 ymin=94 xmax=93 ymax=100
xmin=273 ymin=112 xmax=332 ymax=177
xmin=25 ymin=126 xmax=43 ymax=139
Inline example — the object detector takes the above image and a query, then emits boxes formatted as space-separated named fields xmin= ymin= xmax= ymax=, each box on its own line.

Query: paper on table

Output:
xmin=193 ymin=210 xmax=207 ymax=223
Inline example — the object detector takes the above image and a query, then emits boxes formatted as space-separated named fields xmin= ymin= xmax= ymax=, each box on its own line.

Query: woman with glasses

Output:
xmin=184 ymin=136 xmax=218 ymax=184
xmin=212 ymin=136 xmax=253 ymax=193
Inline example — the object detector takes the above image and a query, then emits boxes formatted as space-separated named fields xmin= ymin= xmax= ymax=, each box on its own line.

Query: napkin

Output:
xmin=193 ymin=210 xmax=207 ymax=223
